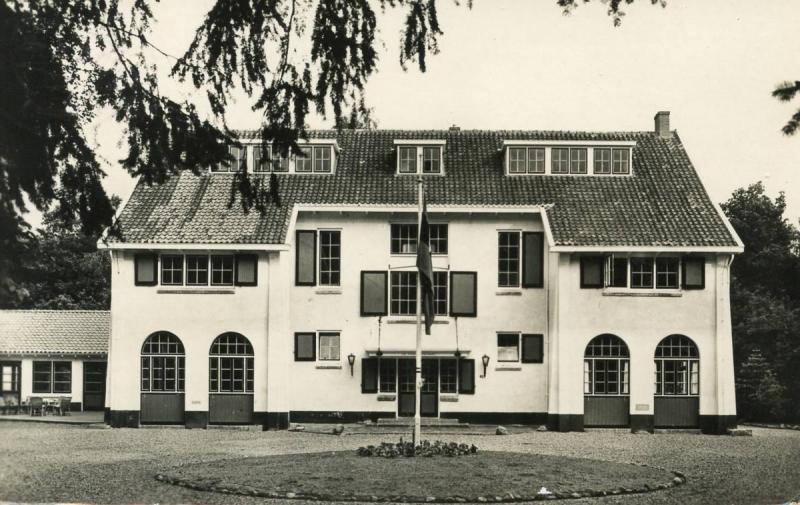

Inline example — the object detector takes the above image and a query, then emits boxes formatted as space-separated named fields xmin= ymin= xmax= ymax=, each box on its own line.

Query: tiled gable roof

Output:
xmin=107 ymin=129 xmax=739 ymax=248
xmin=0 ymin=310 xmax=109 ymax=356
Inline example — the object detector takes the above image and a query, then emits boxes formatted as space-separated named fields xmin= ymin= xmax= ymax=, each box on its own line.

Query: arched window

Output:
xmin=209 ymin=333 xmax=254 ymax=393
xmin=655 ymin=335 xmax=699 ymax=396
xmin=141 ymin=332 xmax=185 ymax=392
xmin=584 ymin=334 xmax=629 ymax=395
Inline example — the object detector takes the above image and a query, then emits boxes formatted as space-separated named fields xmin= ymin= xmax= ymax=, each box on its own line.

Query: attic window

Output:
xmin=214 ymin=146 xmax=246 ymax=173
xmin=503 ymin=142 xmax=634 ymax=177
xmin=212 ymin=140 xmax=337 ymax=174
xmin=394 ymin=140 xmax=445 ymax=175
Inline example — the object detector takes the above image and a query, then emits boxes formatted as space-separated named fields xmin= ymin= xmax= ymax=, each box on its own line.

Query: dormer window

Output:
xmin=503 ymin=141 xmax=634 ymax=177
xmin=253 ymin=146 xmax=289 ymax=173
xmin=214 ymin=146 xmax=247 ymax=172
xmin=213 ymin=140 xmax=337 ymax=174
xmin=394 ymin=140 xmax=445 ymax=175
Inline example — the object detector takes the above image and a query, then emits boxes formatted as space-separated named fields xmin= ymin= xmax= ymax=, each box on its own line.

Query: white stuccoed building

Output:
xmin=99 ymin=112 xmax=742 ymax=434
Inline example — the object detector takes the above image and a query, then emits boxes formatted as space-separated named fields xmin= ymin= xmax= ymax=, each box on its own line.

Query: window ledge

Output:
xmin=315 ymin=287 xmax=342 ymax=295
xmin=315 ymin=363 xmax=342 ymax=369
xmin=157 ymin=287 xmax=235 ymax=294
xmin=495 ymin=289 xmax=522 ymax=296
xmin=440 ymin=394 xmax=459 ymax=402
xmin=387 ymin=318 xmax=449 ymax=325
xmin=602 ymin=290 xmax=682 ymax=298
xmin=495 ymin=364 xmax=522 ymax=371
xmin=377 ymin=393 xmax=396 ymax=401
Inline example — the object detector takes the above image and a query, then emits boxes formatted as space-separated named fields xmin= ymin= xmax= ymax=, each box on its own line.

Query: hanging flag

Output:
xmin=417 ymin=190 xmax=435 ymax=335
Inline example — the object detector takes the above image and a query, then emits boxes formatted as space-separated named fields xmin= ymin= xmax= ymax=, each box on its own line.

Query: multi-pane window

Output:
xmin=1 ymin=364 xmax=19 ymax=393
xmin=214 ymin=145 xmax=246 ymax=172
xmin=209 ymin=333 xmax=254 ymax=393
xmin=584 ymin=334 xmax=630 ymax=395
xmin=390 ymin=271 xmax=417 ymax=316
xmin=498 ymin=231 xmax=521 ymax=287
xmin=211 ymin=255 xmax=234 ymax=286
xmin=422 ymin=147 xmax=441 ymax=173
xmin=319 ymin=231 xmax=341 ymax=286
xmin=569 ymin=148 xmax=587 ymax=174
xmin=507 ymin=147 xmax=546 ymax=174
xmin=594 ymin=148 xmax=612 ymax=174
xmin=318 ymin=332 xmax=340 ymax=361
xmin=391 ymin=224 xmax=448 ymax=255
xmin=551 ymin=148 xmax=570 ymax=174
xmin=433 ymin=271 xmax=448 ymax=316
xmin=655 ymin=335 xmax=699 ymax=396
xmin=398 ymin=147 xmax=417 ymax=173
xmin=379 ymin=358 xmax=397 ymax=392
xmin=612 ymin=148 xmax=630 ymax=174
xmin=630 ymin=258 xmax=654 ymax=289
xmin=253 ymin=146 xmax=289 ymax=172
xmin=186 ymin=255 xmax=209 ymax=285
xmin=32 ymin=361 xmax=71 ymax=394
xmin=160 ymin=255 xmax=183 ymax=285
xmin=497 ymin=333 xmax=520 ymax=362
xmin=141 ymin=332 xmax=185 ymax=392
xmin=296 ymin=146 xmax=313 ymax=172
xmin=252 ymin=146 xmax=267 ymax=172
xmin=314 ymin=146 xmax=332 ymax=172
xmin=656 ymin=258 xmax=679 ymax=289
xmin=440 ymin=359 xmax=458 ymax=393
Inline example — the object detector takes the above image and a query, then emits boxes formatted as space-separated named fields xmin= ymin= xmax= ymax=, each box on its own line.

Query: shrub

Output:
xmin=356 ymin=438 xmax=478 ymax=458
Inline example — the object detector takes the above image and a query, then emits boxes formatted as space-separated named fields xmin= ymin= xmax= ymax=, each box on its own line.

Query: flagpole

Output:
xmin=414 ymin=175 xmax=423 ymax=445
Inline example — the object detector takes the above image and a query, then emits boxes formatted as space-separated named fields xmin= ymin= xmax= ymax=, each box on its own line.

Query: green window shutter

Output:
xmin=522 ymin=232 xmax=544 ymax=288
xmin=361 ymin=271 xmax=388 ymax=316
xmin=294 ymin=332 xmax=316 ymax=361
xmin=134 ymin=254 xmax=158 ymax=286
xmin=295 ymin=230 xmax=317 ymax=286
xmin=361 ymin=358 xmax=378 ymax=393
xmin=458 ymin=359 xmax=475 ymax=394
xmin=521 ymin=334 xmax=544 ymax=363
xmin=235 ymin=254 xmax=258 ymax=286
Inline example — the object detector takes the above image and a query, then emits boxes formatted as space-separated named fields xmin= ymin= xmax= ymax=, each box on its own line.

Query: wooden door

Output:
xmin=397 ymin=359 xmax=416 ymax=417
xmin=83 ymin=362 xmax=107 ymax=410
xmin=1 ymin=362 xmax=21 ymax=405
xmin=420 ymin=359 xmax=438 ymax=417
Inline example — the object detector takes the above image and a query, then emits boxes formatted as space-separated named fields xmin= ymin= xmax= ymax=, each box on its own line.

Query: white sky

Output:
xmin=82 ymin=0 xmax=800 ymax=227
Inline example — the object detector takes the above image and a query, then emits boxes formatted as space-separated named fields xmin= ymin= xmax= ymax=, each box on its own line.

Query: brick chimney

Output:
xmin=654 ymin=111 xmax=671 ymax=138
xmin=449 ymin=124 xmax=461 ymax=131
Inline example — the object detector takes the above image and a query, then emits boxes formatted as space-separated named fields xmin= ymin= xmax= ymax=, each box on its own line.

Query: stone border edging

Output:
xmin=742 ymin=422 xmax=800 ymax=431
xmin=155 ymin=468 xmax=687 ymax=502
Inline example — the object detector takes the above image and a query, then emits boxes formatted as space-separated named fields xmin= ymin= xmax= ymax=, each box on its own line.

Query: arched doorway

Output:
xmin=654 ymin=334 xmax=699 ymax=428
xmin=584 ymin=334 xmax=630 ymax=427
xmin=208 ymin=332 xmax=254 ymax=424
xmin=140 ymin=331 xmax=185 ymax=424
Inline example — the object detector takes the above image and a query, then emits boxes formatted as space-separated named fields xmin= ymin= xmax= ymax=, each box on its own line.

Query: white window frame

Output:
xmin=318 ymin=229 xmax=341 ymax=287
xmin=497 ymin=332 xmax=521 ymax=363
xmin=503 ymin=142 xmax=634 ymax=177
xmin=394 ymin=141 xmax=446 ymax=175
xmin=602 ymin=255 xmax=684 ymax=293
xmin=498 ymin=230 xmax=522 ymax=288
xmin=317 ymin=331 xmax=341 ymax=362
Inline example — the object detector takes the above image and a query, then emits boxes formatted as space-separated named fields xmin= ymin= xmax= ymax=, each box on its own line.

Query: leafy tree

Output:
xmin=736 ymin=348 xmax=788 ymax=422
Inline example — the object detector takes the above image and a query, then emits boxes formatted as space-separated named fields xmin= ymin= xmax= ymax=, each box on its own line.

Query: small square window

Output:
xmin=211 ymin=255 xmax=234 ymax=286
xmin=655 ymin=258 xmax=679 ymax=289
xmin=422 ymin=147 xmax=441 ymax=173
xmin=160 ymin=255 xmax=184 ymax=286
xmin=630 ymin=258 xmax=654 ymax=289
xmin=318 ymin=332 xmax=340 ymax=361
xmin=498 ymin=333 xmax=520 ymax=362
xmin=186 ymin=255 xmax=209 ymax=286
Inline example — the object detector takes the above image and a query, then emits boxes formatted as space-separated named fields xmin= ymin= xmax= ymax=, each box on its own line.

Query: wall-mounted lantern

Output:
xmin=347 ymin=353 xmax=356 ymax=376
xmin=481 ymin=354 xmax=490 ymax=377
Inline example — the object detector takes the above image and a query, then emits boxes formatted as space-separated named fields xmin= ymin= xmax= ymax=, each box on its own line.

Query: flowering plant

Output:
xmin=356 ymin=438 xmax=478 ymax=458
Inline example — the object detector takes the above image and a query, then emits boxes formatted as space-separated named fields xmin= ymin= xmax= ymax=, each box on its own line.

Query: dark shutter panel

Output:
xmin=682 ymin=257 xmax=705 ymax=289
xmin=449 ymin=272 xmax=477 ymax=317
xmin=361 ymin=271 xmax=388 ymax=316
xmin=580 ymin=256 xmax=604 ymax=288
xmin=522 ymin=232 xmax=544 ymax=288
xmin=361 ymin=358 xmax=378 ymax=393
xmin=295 ymin=230 xmax=317 ymax=286
xmin=611 ymin=257 xmax=628 ymax=288
xmin=294 ymin=333 xmax=316 ymax=361
xmin=235 ymin=254 xmax=258 ymax=286
xmin=134 ymin=254 xmax=158 ymax=286
xmin=521 ymin=334 xmax=544 ymax=363
xmin=458 ymin=359 xmax=475 ymax=394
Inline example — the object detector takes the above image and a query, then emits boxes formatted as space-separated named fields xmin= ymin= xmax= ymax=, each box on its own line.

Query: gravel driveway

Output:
xmin=0 ymin=423 xmax=799 ymax=504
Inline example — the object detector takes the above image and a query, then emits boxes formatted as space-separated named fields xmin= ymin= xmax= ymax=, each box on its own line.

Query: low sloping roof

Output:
xmin=106 ymin=129 xmax=739 ymax=248
xmin=0 ymin=310 xmax=109 ymax=356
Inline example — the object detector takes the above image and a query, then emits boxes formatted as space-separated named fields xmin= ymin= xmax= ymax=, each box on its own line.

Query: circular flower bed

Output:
xmin=357 ymin=439 xmax=478 ymax=457
xmin=156 ymin=450 xmax=686 ymax=502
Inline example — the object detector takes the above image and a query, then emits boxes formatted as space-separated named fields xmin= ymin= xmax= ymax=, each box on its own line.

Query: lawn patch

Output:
xmin=157 ymin=450 xmax=684 ymax=502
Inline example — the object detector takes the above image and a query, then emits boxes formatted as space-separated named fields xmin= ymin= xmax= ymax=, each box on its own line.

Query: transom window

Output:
xmin=395 ymin=143 xmax=444 ymax=175
xmin=655 ymin=335 xmax=699 ymax=396
xmin=319 ymin=230 xmax=341 ymax=286
xmin=584 ymin=334 xmax=630 ymax=395
xmin=32 ymin=361 xmax=71 ymax=394
xmin=390 ymin=271 xmax=417 ymax=316
xmin=390 ymin=223 xmax=448 ymax=255
xmin=141 ymin=332 xmax=185 ymax=393
xmin=209 ymin=333 xmax=254 ymax=393
xmin=498 ymin=231 xmax=521 ymax=287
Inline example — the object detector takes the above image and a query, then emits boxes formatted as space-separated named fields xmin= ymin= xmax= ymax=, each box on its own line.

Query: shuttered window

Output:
xmin=235 ymin=254 xmax=257 ymax=286
xmin=449 ymin=271 xmax=477 ymax=317
xmin=296 ymin=230 xmax=317 ymax=285
xmin=360 ymin=271 xmax=388 ymax=316
xmin=294 ymin=333 xmax=316 ymax=361
xmin=134 ymin=254 xmax=158 ymax=286
xmin=522 ymin=232 xmax=544 ymax=288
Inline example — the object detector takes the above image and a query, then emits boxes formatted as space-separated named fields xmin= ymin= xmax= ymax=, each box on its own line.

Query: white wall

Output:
xmin=19 ymin=358 xmax=85 ymax=409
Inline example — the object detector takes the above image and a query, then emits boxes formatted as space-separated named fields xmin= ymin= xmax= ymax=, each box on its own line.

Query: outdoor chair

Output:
xmin=29 ymin=397 xmax=44 ymax=416
xmin=0 ymin=397 xmax=5 ymax=415
xmin=57 ymin=397 xmax=71 ymax=416
xmin=5 ymin=395 xmax=20 ymax=414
